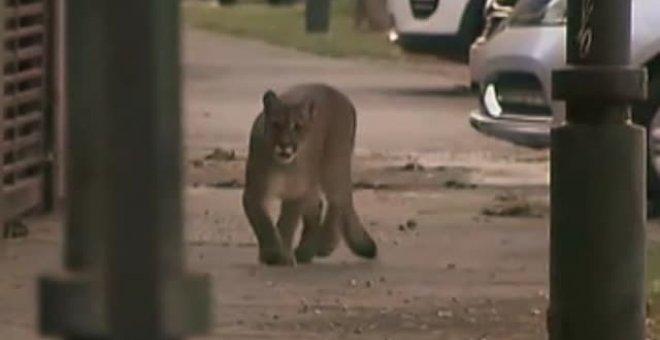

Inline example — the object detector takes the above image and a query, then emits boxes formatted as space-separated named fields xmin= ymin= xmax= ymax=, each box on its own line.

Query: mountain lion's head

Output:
xmin=261 ymin=89 xmax=316 ymax=165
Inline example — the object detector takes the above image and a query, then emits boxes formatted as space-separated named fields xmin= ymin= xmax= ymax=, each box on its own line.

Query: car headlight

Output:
xmin=483 ymin=83 xmax=503 ymax=118
xmin=387 ymin=28 xmax=399 ymax=43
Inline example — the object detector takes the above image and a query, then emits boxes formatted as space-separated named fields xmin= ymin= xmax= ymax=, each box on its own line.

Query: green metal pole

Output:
xmin=38 ymin=1 xmax=210 ymax=339
xmin=305 ymin=0 xmax=331 ymax=33
xmin=549 ymin=0 xmax=647 ymax=339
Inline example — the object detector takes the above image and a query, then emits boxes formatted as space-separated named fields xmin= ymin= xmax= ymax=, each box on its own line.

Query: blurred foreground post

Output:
xmin=549 ymin=0 xmax=647 ymax=339
xmin=305 ymin=0 xmax=331 ymax=33
xmin=38 ymin=1 xmax=210 ymax=339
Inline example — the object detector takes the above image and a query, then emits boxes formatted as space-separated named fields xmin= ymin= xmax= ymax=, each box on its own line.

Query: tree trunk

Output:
xmin=355 ymin=0 xmax=391 ymax=32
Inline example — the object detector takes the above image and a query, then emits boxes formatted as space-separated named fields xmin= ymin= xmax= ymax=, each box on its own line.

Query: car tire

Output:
xmin=632 ymin=72 xmax=660 ymax=217
xmin=452 ymin=0 xmax=488 ymax=62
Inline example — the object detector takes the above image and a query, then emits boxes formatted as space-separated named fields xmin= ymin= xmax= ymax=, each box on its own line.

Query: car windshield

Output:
xmin=507 ymin=0 xmax=567 ymax=26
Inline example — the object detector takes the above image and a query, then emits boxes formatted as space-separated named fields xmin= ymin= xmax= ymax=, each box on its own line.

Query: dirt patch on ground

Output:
xmin=187 ymin=150 xmax=482 ymax=192
xmin=481 ymin=192 xmax=548 ymax=219
xmin=179 ymin=186 xmax=552 ymax=340
xmin=241 ymin=297 xmax=547 ymax=340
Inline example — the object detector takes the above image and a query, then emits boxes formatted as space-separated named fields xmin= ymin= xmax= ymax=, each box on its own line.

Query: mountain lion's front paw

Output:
xmin=294 ymin=246 xmax=315 ymax=264
xmin=259 ymin=247 xmax=296 ymax=267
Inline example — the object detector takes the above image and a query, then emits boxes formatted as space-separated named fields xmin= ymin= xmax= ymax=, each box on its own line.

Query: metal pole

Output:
xmin=38 ymin=1 xmax=210 ymax=339
xmin=305 ymin=0 xmax=331 ymax=33
xmin=549 ymin=0 xmax=647 ymax=339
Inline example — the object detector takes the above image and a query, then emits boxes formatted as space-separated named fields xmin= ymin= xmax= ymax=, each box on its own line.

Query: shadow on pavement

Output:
xmin=373 ymin=85 xmax=479 ymax=98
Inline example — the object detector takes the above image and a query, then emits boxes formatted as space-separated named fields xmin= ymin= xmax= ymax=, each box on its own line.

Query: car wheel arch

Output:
xmin=631 ymin=55 xmax=660 ymax=204
xmin=631 ymin=53 xmax=660 ymax=125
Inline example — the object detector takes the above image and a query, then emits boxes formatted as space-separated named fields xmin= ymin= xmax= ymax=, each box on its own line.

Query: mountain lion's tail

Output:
xmin=342 ymin=208 xmax=377 ymax=259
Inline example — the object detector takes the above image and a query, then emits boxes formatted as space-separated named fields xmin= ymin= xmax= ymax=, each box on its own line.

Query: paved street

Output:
xmin=1 ymin=29 xmax=560 ymax=340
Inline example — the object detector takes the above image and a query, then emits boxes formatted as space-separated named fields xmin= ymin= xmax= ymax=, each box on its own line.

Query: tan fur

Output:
xmin=242 ymin=83 xmax=377 ymax=266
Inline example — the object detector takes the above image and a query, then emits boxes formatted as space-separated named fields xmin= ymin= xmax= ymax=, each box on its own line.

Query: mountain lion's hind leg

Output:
xmin=295 ymin=196 xmax=324 ymax=263
xmin=276 ymin=198 xmax=307 ymax=266
xmin=314 ymin=203 xmax=343 ymax=257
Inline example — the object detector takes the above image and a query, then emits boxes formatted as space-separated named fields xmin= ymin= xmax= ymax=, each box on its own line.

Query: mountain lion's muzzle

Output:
xmin=274 ymin=143 xmax=297 ymax=164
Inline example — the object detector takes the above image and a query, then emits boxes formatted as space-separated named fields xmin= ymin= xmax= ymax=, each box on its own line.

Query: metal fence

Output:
xmin=1 ymin=0 xmax=54 ymax=221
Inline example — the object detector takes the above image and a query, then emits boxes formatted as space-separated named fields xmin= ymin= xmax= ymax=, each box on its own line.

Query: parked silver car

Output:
xmin=468 ymin=0 xmax=660 ymax=201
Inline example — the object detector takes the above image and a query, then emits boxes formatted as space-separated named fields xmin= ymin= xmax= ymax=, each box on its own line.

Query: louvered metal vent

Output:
xmin=2 ymin=0 xmax=50 ymax=217
xmin=410 ymin=0 xmax=439 ymax=19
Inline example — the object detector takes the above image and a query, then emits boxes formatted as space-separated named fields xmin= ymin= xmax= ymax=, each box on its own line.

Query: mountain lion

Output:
xmin=242 ymin=83 xmax=378 ymax=266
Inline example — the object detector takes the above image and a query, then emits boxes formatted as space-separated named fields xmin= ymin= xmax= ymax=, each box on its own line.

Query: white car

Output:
xmin=387 ymin=0 xmax=488 ymax=62
xmin=468 ymin=0 xmax=660 ymax=209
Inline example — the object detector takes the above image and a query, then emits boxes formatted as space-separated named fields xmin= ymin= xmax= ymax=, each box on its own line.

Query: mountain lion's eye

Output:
xmin=293 ymin=122 xmax=303 ymax=132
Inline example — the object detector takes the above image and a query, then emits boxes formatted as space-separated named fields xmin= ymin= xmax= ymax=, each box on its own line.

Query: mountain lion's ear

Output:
xmin=262 ymin=90 xmax=279 ymax=112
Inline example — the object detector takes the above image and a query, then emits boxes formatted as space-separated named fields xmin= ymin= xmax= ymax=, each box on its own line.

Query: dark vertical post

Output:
xmin=41 ymin=0 xmax=57 ymax=212
xmin=305 ymin=0 xmax=331 ymax=33
xmin=54 ymin=0 xmax=67 ymax=203
xmin=38 ymin=1 xmax=210 ymax=339
xmin=549 ymin=0 xmax=647 ymax=339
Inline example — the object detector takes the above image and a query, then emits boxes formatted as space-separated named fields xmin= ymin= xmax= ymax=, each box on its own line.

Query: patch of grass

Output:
xmin=182 ymin=0 xmax=407 ymax=60
xmin=649 ymin=242 xmax=660 ymax=296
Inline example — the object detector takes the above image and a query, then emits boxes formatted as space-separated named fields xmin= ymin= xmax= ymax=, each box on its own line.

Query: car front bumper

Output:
xmin=469 ymin=109 xmax=551 ymax=149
